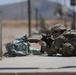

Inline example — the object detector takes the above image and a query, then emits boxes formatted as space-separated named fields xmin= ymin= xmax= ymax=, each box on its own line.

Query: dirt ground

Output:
xmin=2 ymin=26 xmax=41 ymax=54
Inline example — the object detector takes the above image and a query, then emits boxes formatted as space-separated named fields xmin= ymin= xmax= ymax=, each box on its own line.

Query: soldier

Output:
xmin=38 ymin=24 xmax=76 ymax=56
xmin=50 ymin=24 xmax=67 ymax=56
xmin=50 ymin=24 xmax=76 ymax=56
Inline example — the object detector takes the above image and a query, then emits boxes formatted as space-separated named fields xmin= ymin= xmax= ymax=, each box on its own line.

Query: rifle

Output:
xmin=28 ymin=34 xmax=54 ymax=46
xmin=41 ymin=34 xmax=54 ymax=46
xmin=28 ymin=39 xmax=40 ymax=43
xmin=28 ymin=34 xmax=54 ymax=53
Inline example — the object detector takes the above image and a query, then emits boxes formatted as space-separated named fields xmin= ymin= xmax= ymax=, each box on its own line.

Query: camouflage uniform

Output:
xmin=42 ymin=43 xmax=56 ymax=56
xmin=42 ymin=24 xmax=76 ymax=56
xmin=51 ymin=30 xmax=76 ymax=56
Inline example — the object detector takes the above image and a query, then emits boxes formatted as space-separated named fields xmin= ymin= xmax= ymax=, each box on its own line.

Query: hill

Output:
xmin=0 ymin=0 xmax=73 ymax=20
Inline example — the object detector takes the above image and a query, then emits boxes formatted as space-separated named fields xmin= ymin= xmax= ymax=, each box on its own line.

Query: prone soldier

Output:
xmin=39 ymin=24 xmax=76 ymax=56
xmin=51 ymin=24 xmax=76 ymax=56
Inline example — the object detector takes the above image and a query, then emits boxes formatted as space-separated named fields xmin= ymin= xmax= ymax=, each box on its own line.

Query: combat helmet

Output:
xmin=51 ymin=24 xmax=67 ymax=34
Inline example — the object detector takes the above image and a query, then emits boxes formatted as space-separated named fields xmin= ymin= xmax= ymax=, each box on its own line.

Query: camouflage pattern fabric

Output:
xmin=51 ymin=24 xmax=67 ymax=34
xmin=51 ymin=30 xmax=76 ymax=56
xmin=42 ymin=42 xmax=56 ymax=56
xmin=62 ymin=43 xmax=74 ymax=56
xmin=42 ymin=30 xmax=76 ymax=56
xmin=4 ymin=35 xmax=30 ymax=57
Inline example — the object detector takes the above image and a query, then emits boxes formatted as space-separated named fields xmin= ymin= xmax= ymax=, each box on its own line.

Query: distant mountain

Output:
xmin=0 ymin=0 xmax=73 ymax=20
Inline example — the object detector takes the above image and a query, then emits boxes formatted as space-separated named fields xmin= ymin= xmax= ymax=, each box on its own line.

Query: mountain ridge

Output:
xmin=0 ymin=0 xmax=72 ymax=20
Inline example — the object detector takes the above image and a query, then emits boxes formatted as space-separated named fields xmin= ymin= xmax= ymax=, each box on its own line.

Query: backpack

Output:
xmin=4 ymin=35 xmax=30 ymax=57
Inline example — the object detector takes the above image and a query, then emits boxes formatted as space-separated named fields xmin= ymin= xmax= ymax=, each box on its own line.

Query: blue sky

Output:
xmin=0 ymin=0 xmax=74 ymax=7
xmin=0 ymin=0 xmax=71 ymax=6
xmin=0 ymin=0 xmax=76 ymax=11
xmin=0 ymin=0 xmax=26 ymax=5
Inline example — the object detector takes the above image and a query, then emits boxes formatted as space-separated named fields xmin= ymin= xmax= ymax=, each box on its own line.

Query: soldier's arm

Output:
xmin=38 ymin=40 xmax=54 ymax=56
xmin=50 ymin=36 xmax=66 ymax=54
